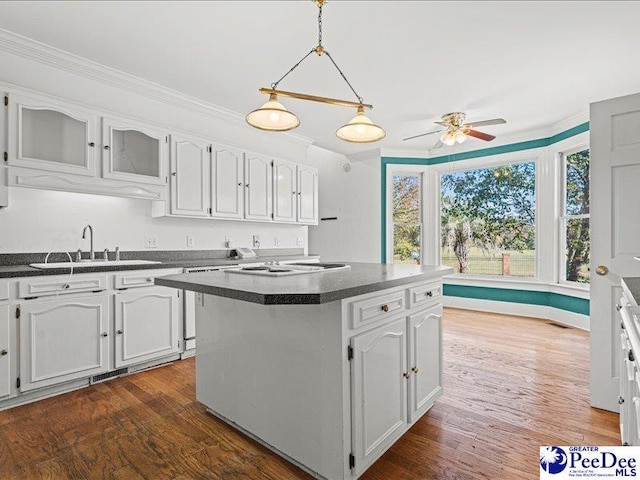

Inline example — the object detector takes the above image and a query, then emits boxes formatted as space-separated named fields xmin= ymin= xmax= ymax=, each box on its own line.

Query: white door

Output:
xmin=114 ymin=286 xmax=180 ymax=368
xmin=8 ymin=93 xmax=98 ymax=176
xmin=272 ymin=159 xmax=297 ymax=223
xmin=591 ymin=92 xmax=640 ymax=411
xmin=244 ymin=154 xmax=273 ymax=221
xmin=0 ymin=305 xmax=10 ymax=398
xmin=350 ymin=317 xmax=408 ymax=476
xmin=408 ymin=305 xmax=443 ymax=422
xmin=211 ymin=145 xmax=244 ymax=219
xmin=297 ymin=165 xmax=318 ymax=225
xmin=170 ymin=135 xmax=210 ymax=217
xmin=102 ymin=116 xmax=168 ymax=185
xmin=19 ymin=296 xmax=110 ymax=392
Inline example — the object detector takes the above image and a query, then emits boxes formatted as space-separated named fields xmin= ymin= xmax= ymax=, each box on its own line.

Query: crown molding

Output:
xmin=0 ymin=28 xmax=314 ymax=146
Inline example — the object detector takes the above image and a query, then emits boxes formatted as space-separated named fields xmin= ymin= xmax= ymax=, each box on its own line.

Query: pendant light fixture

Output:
xmin=246 ymin=0 xmax=385 ymax=143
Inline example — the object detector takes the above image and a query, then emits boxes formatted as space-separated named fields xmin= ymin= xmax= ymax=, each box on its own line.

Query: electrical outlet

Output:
xmin=297 ymin=237 xmax=304 ymax=247
xmin=187 ymin=235 xmax=195 ymax=248
xmin=225 ymin=237 xmax=232 ymax=248
xmin=253 ymin=235 xmax=261 ymax=248
xmin=145 ymin=235 xmax=154 ymax=248
xmin=274 ymin=237 xmax=281 ymax=247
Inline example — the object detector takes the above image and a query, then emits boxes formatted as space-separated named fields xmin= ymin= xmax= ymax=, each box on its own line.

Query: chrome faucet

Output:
xmin=82 ymin=225 xmax=95 ymax=260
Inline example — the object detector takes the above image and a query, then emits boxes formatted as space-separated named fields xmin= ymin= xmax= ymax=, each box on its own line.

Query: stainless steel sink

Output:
xmin=29 ymin=260 xmax=161 ymax=269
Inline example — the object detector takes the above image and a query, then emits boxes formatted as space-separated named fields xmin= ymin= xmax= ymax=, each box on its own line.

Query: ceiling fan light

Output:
xmin=441 ymin=132 xmax=456 ymax=146
xmin=246 ymin=94 xmax=300 ymax=131
xmin=336 ymin=106 xmax=386 ymax=143
xmin=454 ymin=131 xmax=466 ymax=144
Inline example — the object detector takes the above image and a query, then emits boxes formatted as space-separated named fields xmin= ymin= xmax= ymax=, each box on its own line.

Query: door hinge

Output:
xmin=16 ymin=377 xmax=20 ymax=389
xmin=165 ymin=136 xmax=169 ymax=143
xmin=208 ymin=207 xmax=212 ymax=215
xmin=4 ymin=96 xmax=8 ymax=107
xmin=3 ymin=151 xmax=7 ymax=162
xmin=207 ymin=145 xmax=212 ymax=153
xmin=271 ymin=160 xmax=274 ymax=167
xmin=271 ymin=212 xmax=274 ymax=219
xmin=15 ymin=307 xmax=20 ymax=319
xmin=347 ymin=345 xmax=353 ymax=361
xmin=165 ymin=176 xmax=168 ymax=184
xmin=349 ymin=453 xmax=355 ymax=470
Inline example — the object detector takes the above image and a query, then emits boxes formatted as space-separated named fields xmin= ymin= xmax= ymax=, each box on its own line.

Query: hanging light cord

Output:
xmin=269 ymin=0 xmax=364 ymax=105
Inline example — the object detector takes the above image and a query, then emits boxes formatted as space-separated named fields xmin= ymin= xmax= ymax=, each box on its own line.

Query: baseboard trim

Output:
xmin=443 ymin=295 xmax=589 ymax=331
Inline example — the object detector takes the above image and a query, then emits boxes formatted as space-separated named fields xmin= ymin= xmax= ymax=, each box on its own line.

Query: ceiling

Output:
xmin=0 ymin=1 xmax=638 ymax=156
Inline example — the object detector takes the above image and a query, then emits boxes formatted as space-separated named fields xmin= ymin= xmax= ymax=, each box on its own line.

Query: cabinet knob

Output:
xmin=104 ymin=145 xmax=111 ymax=151
xmin=238 ymin=183 xmax=242 ymax=186
xmin=596 ymin=265 xmax=609 ymax=276
xmin=101 ymin=332 xmax=108 ymax=337
xmin=117 ymin=329 xmax=124 ymax=335
xmin=171 ymin=172 xmax=177 ymax=176
xmin=403 ymin=372 xmax=410 ymax=379
xmin=619 ymin=396 xmax=626 ymax=405
xmin=412 ymin=367 xmax=419 ymax=374
xmin=0 ymin=349 xmax=7 ymax=356
xmin=146 ymin=278 xmax=153 ymax=282
xmin=381 ymin=304 xmax=389 ymax=312
xmin=298 ymin=192 xmax=301 ymax=195
xmin=617 ymin=304 xmax=623 ymax=311
xmin=88 ymin=142 xmax=95 ymax=147
xmin=62 ymin=284 xmax=70 ymax=289
xmin=245 ymin=184 xmax=249 ymax=187
xmin=424 ymin=291 xmax=433 ymax=297
xmin=629 ymin=350 xmax=635 ymax=362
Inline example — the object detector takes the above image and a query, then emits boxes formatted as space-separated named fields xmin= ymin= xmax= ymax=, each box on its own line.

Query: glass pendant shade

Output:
xmin=336 ymin=106 xmax=386 ymax=143
xmin=440 ymin=132 xmax=456 ymax=146
xmin=246 ymin=94 xmax=300 ymax=131
xmin=454 ymin=131 xmax=466 ymax=144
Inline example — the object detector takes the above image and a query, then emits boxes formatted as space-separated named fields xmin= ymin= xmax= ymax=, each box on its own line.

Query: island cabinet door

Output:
xmin=350 ymin=317 xmax=408 ymax=476
xmin=0 ymin=305 xmax=9 ymax=398
xmin=408 ymin=305 xmax=443 ymax=423
xmin=114 ymin=287 xmax=180 ymax=368
xmin=19 ymin=296 xmax=110 ymax=392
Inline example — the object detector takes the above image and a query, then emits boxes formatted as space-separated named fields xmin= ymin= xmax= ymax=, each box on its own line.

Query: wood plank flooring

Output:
xmin=0 ymin=308 xmax=619 ymax=479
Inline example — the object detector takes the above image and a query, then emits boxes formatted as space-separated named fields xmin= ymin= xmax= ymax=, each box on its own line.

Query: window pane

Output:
xmin=394 ymin=223 xmax=421 ymax=264
xmin=566 ymin=149 xmax=590 ymax=215
xmin=565 ymin=217 xmax=590 ymax=284
xmin=440 ymin=162 xmax=536 ymax=277
xmin=392 ymin=174 xmax=422 ymax=264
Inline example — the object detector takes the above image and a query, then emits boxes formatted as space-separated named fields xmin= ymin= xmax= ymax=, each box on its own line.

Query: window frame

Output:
xmin=388 ymin=170 xmax=425 ymax=265
xmin=558 ymin=144 xmax=590 ymax=287
xmin=436 ymin=156 xmax=539 ymax=281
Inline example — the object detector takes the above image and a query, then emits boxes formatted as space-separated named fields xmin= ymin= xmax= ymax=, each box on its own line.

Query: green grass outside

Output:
xmin=440 ymin=247 xmax=535 ymax=277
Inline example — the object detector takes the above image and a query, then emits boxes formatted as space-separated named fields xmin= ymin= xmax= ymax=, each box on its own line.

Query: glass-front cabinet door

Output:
xmin=102 ymin=117 xmax=168 ymax=185
xmin=8 ymin=94 xmax=98 ymax=176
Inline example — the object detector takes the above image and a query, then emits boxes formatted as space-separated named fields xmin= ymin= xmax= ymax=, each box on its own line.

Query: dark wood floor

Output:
xmin=0 ymin=308 xmax=619 ymax=479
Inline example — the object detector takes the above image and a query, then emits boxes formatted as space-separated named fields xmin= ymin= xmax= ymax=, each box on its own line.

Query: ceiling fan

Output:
xmin=403 ymin=112 xmax=506 ymax=149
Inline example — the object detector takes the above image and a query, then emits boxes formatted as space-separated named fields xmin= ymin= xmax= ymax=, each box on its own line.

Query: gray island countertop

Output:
xmin=622 ymin=277 xmax=640 ymax=307
xmin=155 ymin=262 xmax=453 ymax=305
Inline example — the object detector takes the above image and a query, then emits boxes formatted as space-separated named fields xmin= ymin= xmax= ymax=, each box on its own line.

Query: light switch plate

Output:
xmin=187 ymin=235 xmax=195 ymax=247
xmin=274 ymin=237 xmax=281 ymax=247
xmin=253 ymin=235 xmax=261 ymax=248
xmin=297 ymin=237 xmax=304 ymax=247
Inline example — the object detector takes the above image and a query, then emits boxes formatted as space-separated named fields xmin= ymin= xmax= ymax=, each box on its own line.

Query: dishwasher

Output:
xmin=182 ymin=264 xmax=241 ymax=357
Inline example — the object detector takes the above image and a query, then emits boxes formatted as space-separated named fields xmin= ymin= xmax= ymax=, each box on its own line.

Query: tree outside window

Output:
xmin=561 ymin=149 xmax=590 ymax=284
xmin=440 ymin=161 xmax=536 ymax=277
xmin=392 ymin=174 xmax=422 ymax=264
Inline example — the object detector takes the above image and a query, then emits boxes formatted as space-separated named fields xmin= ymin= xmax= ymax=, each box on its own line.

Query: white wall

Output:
xmin=303 ymin=146 xmax=380 ymax=263
xmin=0 ymin=187 xmax=306 ymax=253
xmin=0 ymin=34 xmax=311 ymax=254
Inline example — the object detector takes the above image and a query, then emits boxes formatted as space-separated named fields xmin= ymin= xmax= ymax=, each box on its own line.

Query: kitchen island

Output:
xmin=156 ymin=262 xmax=452 ymax=479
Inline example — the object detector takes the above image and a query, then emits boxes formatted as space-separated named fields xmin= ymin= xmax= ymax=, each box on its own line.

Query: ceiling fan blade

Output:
xmin=434 ymin=121 xmax=446 ymax=126
xmin=464 ymin=118 xmax=506 ymax=128
xmin=432 ymin=139 xmax=444 ymax=149
xmin=466 ymin=129 xmax=496 ymax=141
xmin=402 ymin=130 xmax=443 ymax=141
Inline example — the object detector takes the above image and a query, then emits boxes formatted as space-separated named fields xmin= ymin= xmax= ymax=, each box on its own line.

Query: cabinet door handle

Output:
xmin=381 ymin=304 xmax=389 ymax=312
xmin=0 ymin=349 xmax=7 ymax=356
xmin=403 ymin=372 xmax=410 ymax=379
xmin=412 ymin=367 xmax=419 ymax=374
xmin=101 ymin=332 xmax=108 ymax=337
xmin=88 ymin=142 xmax=95 ymax=147
xmin=117 ymin=329 xmax=124 ymax=335
xmin=104 ymin=145 xmax=110 ymax=151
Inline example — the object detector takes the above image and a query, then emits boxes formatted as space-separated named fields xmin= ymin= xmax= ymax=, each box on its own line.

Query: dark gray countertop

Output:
xmin=155 ymin=263 xmax=453 ymax=305
xmin=0 ymin=251 xmax=319 ymax=278
xmin=622 ymin=278 xmax=640 ymax=307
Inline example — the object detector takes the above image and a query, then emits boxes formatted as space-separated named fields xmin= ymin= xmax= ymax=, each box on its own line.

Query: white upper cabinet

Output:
xmin=273 ymin=159 xmax=297 ymax=223
xmin=297 ymin=165 xmax=318 ymax=225
xmin=244 ymin=153 xmax=273 ymax=222
xmin=102 ymin=116 xmax=168 ymax=185
xmin=170 ymin=135 xmax=210 ymax=217
xmin=211 ymin=145 xmax=244 ymax=219
xmin=8 ymin=93 xmax=98 ymax=176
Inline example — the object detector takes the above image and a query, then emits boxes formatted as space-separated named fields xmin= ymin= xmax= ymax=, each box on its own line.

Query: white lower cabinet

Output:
xmin=19 ymin=295 xmax=110 ymax=392
xmin=351 ymin=316 xmax=408 ymax=476
xmin=408 ymin=305 xmax=443 ymax=421
xmin=0 ymin=305 xmax=10 ymax=398
xmin=114 ymin=286 xmax=180 ymax=368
